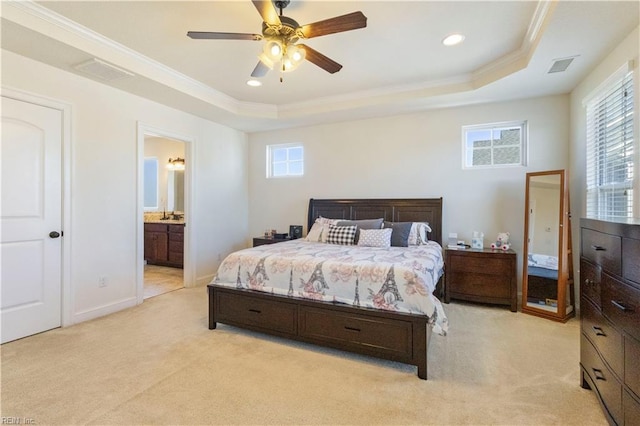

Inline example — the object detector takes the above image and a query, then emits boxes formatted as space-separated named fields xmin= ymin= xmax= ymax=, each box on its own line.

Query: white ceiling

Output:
xmin=1 ymin=1 xmax=638 ymax=132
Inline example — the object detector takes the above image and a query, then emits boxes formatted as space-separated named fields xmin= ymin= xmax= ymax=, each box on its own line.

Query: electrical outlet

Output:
xmin=99 ymin=276 xmax=107 ymax=287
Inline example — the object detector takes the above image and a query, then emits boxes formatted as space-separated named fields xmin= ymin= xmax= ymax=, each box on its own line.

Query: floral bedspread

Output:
xmin=212 ymin=239 xmax=448 ymax=335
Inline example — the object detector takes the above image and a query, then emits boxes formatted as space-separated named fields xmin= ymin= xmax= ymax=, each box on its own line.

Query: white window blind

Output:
xmin=585 ymin=68 xmax=634 ymax=218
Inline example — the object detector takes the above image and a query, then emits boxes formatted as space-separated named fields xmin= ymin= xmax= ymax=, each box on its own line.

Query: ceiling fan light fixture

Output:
xmin=264 ymin=39 xmax=283 ymax=61
xmin=246 ymin=79 xmax=262 ymax=87
xmin=288 ymin=44 xmax=305 ymax=63
xmin=442 ymin=33 xmax=465 ymax=46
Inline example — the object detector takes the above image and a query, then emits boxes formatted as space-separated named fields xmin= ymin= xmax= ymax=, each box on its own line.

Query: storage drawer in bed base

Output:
xmin=208 ymin=284 xmax=432 ymax=379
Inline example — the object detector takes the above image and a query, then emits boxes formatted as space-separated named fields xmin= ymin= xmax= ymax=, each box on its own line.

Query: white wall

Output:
xmin=248 ymin=94 xmax=570 ymax=292
xmin=2 ymin=49 xmax=249 ymax=324
xmin=569 ymin=26 xmax=640 ymax=291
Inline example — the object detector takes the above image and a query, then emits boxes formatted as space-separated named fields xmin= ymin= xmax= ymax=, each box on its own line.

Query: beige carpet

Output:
xmin=1 ymin=287 xmax=606 ymax=425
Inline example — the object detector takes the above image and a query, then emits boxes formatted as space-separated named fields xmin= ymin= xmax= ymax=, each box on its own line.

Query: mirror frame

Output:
xmin=521 ymin=169 xmax=575 ymax=322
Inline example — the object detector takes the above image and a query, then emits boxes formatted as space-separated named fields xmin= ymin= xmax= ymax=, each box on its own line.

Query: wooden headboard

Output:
xmin=307 ymin=198 xmax=443 ymax=245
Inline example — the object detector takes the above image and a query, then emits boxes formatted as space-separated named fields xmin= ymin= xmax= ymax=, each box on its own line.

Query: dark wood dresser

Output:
xmin=580 ymin=218 xmax=640 ymax=425
xmin=144 ymin=222 xmax=184 ymax=268
xmin=444 ymin=248 xmax=517 ymax=312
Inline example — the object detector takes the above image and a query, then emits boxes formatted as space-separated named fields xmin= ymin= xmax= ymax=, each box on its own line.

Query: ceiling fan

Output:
xmin=187 ymin=0 xmax=367 ymax=80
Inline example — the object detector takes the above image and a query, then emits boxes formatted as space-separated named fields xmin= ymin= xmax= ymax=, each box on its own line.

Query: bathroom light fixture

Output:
xmin=442 ymin=33 xmax=465 ymax=46
xmin=167 ymin=157 xmax=185 ymax=170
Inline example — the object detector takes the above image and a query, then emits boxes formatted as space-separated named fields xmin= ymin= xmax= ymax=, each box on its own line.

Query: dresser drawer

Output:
xmin=169 ymin=232 xmax=184 ymax=242
xmin=145 ymin=223 xmax=168 ymax=233
xmin=216 ymin=291 xmax=297 ymax=335
xmin=625 ymin=335 xmax=640 ymax=399
xmin=624 ymin=390 xmax=640 ymax=426
xmin=449 ymin=254 xmax=512 ymax=276
xmin=581 ymin=334 xmax=623 ymax=424
xmin=602 ymin=273 xmax=640 ymax=341
xmin=168 ymin=224 xmax=184 ymax=234
xmin=581 ymin=296 xmax=623 ymax=376
xmin=623 ymin=237 xmax=640 ymax=285
xmin=581 ymin=259 xmax=602 ymax=309
xmin=581 ymin=229 xmax=622 ymax=275
xmin=299 ymin=306 xmax=412 ymax=358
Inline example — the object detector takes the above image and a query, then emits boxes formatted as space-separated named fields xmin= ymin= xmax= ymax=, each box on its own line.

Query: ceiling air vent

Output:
xmin=73 ymin=58 xmax=134 ymax=81
xmin=548 ymin=56 xmax=577 ymax=74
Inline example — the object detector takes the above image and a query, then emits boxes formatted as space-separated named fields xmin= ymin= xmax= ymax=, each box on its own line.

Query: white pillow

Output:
xmin=320 ymin=223 xmax=332 ymax=243
xmin=357 ymin=228 xmax=392 ymax=247
xmin=408 ymin=222 xmax=432 ymax=245
xmin=306 ymin=222 xmax=323 ymax=242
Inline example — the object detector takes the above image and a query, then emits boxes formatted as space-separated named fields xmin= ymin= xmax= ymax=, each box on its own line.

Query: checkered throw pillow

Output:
xmin=326 ymin=224 xmax=357 ymax=245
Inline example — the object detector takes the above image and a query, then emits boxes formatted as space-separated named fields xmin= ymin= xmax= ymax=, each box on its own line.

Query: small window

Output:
xmin=462 ymin=121 xmax=527 ymax=169
xmin=267 ymin=143 xmax=304 ymax=178
xmin=143 ymin=157 xmax=158 ymax=210
xmin=585 ymin=65 xmax=635 ymax=219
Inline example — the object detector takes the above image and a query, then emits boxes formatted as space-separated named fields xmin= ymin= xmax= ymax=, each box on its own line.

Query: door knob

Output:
xmin=49 ymin=231 xmax=61 ymax=238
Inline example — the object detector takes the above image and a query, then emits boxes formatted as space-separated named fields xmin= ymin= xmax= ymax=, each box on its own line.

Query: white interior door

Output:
xmin=1 ymin=96 xmax=63 ymax=343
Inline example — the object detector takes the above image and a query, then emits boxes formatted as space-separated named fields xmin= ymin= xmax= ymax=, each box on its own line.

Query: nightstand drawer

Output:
xmin=449 ymin=254 xmax=511 ymax=275
xmin=448 ymin=271 xmax=511 ymax=298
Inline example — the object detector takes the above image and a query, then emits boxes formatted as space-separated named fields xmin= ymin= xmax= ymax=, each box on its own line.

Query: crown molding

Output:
xmin=2 ymin=0 xmax=277 ymax=119
xmin=2 ymin=0 xmax=554 ymax=124
xmin=471 ymin=0 xmax=556 ymax=89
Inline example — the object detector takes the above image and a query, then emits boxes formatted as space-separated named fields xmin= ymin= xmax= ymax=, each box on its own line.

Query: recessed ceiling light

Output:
xmin=246 ymin=79 xmax=262 ymax=87
xmin=442 ymin=34 xmax=465 ymax=47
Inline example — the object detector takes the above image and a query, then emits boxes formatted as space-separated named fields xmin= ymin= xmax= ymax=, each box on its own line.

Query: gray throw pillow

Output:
xmin=383 ymin=221 xmax=413 ymax=247
xmin=336 ymin=218 xmax=384 ymax=230
xmin=337 ymin=218 xmax=384 ymax=244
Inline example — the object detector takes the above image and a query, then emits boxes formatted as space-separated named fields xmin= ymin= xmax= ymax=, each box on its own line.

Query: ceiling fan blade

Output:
xmin=252 ymin=0 xmax=281 ymax=26
xmin=299 ymin=44 xmax=342 ymax=74
xmin=187 ymin=31 xmax=262 ymax=41
xmin=251 ymin=60 xmax=271 ymax=78
xmin=300 ymin=11 xmax=367 ymax=39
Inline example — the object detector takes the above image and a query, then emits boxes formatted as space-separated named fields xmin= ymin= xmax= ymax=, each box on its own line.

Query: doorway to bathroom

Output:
xmin=137 ymin=123 xmax=193 ymax=303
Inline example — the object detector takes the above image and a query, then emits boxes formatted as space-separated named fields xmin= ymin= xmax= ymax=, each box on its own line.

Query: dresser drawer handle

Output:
xmin=592 ymin=326 xmax=606 ymax=337
xmin=591 ymin=245 xmax=606 ymax=251
xmin=344 ymin=326 xmax=361 ymax=332
xmin=611 ymin=300 xmax=632 ymax=312
xmin=584 ymin=279 xmax=593 ymax=286
xmin=248 ymin=308 xmax=262 ymax=314
xmin=592 ymin=368 xmax=606 ymax=381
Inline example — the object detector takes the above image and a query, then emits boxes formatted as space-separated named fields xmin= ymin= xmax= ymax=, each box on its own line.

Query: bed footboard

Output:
xmin=208 ymin=284 xmax=431 ymax=379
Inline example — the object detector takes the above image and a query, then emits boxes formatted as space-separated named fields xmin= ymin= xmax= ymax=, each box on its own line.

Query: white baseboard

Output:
xmin=194 ymin=273 xmax=215 ymax=287
xmin=72 ymin=296 xmax=137 ymax=325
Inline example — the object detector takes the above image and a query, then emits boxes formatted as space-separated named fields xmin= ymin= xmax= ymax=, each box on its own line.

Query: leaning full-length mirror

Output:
xmin=522 ymin=170 xmax=575 ymax=322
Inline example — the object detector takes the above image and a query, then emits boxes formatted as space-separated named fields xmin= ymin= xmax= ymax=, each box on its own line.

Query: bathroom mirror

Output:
xmin=522 ymin=170 xmax=574 ymax=322
xmin=167 ymin=170 xmax=184 ymax=212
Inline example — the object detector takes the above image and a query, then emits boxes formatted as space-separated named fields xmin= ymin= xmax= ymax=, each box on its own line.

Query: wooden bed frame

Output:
xmin=208 ymin=198 xmax=443 ymax=379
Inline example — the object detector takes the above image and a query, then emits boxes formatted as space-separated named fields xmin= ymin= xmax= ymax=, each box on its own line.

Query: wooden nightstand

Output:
xmin=252 ymin=237 xmax=291 ymax=247
xmin=444 ymin=248 xmax=517 ymax=312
